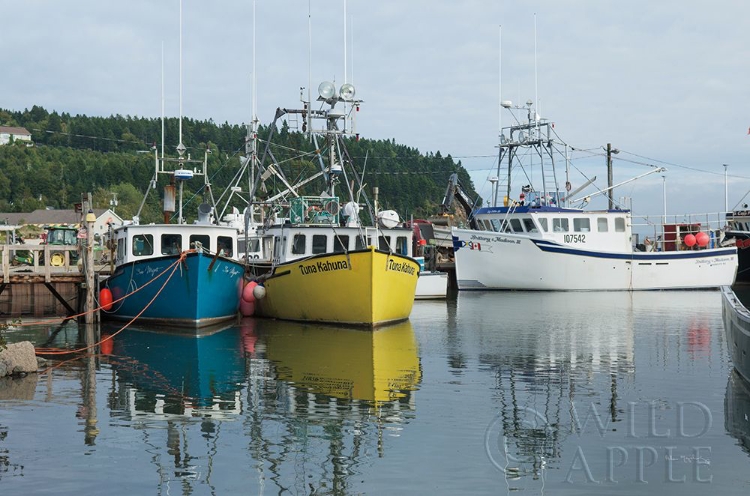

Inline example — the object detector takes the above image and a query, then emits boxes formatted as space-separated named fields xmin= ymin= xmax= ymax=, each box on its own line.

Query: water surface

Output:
xmin=1 ymin=290 xmax=748 ymax=495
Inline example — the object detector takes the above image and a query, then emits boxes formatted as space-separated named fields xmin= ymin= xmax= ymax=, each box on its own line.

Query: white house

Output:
xmin=0 ymin=126 xmax=32 ymax=146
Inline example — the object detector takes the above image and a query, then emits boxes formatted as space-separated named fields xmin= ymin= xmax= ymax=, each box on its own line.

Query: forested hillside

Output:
xmin=0 ymin=105 xmax=480 ymax=223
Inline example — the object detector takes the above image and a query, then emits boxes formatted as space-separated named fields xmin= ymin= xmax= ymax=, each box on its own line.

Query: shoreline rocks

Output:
xmin=0 ymin=341 xmax=38 ymax=377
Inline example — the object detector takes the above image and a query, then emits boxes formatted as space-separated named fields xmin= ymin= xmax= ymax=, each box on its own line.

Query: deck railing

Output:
xmin=631 ymin=212 xmax=728 ymax=252
xmin=0 ymin=244 xmax=81 ymax=282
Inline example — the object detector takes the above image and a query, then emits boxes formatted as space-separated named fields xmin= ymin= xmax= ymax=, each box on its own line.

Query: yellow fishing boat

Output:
xmin=256 ymin=245 xmax=419 ymax=327
xmin=240 ymin=80 xmax=421 ymax=327
xmin=262 ymin=319 xmax=420 ymax=403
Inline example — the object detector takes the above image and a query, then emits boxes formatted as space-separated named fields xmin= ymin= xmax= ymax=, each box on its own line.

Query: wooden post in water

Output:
xmin=84 ymin=195 xmax=96 ymax=324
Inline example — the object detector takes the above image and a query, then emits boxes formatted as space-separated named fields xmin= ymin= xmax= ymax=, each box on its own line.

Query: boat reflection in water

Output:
xmin=259 ymin=319 xmax=421 ymax=404
xmin=98 ymin=318 xmax=420 ymax=491
xmin=725 ymin=369 xmax=750 ymax=455
xmin=103 ymin=321 xmax=246 ymax=418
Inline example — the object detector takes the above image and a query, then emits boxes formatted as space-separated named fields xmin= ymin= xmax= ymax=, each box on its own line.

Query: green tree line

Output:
xmin=0 ymin=105 xmax=480 ymax=222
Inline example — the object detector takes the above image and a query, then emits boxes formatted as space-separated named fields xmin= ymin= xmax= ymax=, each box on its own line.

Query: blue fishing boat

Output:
xmin=103 ymin=223 xmax=244 ymax=327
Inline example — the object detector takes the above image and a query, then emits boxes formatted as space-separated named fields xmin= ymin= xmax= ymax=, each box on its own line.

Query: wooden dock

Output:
xmin=0 ymin=244 xmax=109 ymax=319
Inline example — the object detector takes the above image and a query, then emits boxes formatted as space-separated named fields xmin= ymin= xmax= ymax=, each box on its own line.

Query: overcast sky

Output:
xmin=3 ymin=1 xmax=750 ymax=219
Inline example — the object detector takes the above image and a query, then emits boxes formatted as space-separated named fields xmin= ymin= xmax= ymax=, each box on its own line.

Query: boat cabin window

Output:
xmin=396 ymin=236 xmax=409 ymax=255
xmin=218 ymin=236 xmax=233 ymax=257
xmin=116 ymin=239 xmax=125 ymax=260
xmin=378 ymin=236 xmax=390 ymax=251
xmin=273 ymin=237 xmax=282 ymax=260
xmin=597 ymin=218 xmax=608 ymax=232
xmin=292 ymin=234 xmax=306 ymax=255
xmin=553 ymin=218 xmax=569 ymax=232
xmin=482 ymin=219 xmax=493 ymax=231
xmin=312 ymin=234 xmax=327 ymax=254
xmin=537 ymin=218 xmax=548 ymax=232
xmin=355 ymin=235 xmax=366 ymax=250
xmin=490 ymin=219 xmax=501 ymax=232
xmin=132 ymin=234 xmax=153 ymax=256
xmin=573 ymin=218 xmax=590 ymax=232
xmin=333 ymin=235 xmax=349 ymax=253
xmin=238 ymin=237 xmax=260 ymax=255
xmin=521 ymin=217 xmax=537 ymax=233
xmin=615 ymin=218 xmax=626 ymax=232
xmin=190 ymin=234 xmax=211 ymax=252
xmin=509 ymin=218 xmax=524 ymax=233
xmin=161 ymin=234 xmax=182 ymax=255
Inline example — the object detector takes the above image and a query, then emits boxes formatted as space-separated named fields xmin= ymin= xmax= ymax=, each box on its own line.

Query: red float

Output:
xmin=242 ymin=281 xmax=258 ymax=303
xmin=99 ymin=288 xmax=113 ymax=311
xmin=683 ymin=234 xmax=696 ymax=247
xmin=695 ymin=232 xmax=709 ymax=247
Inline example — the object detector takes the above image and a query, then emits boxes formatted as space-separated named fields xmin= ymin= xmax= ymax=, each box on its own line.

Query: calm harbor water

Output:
xmin=1 ymin=290 xmax=749 ymax=495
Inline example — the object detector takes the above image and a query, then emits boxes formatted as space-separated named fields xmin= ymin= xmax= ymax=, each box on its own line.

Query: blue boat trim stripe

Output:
xmin=530 ymin=238 xmax=736 ymax=260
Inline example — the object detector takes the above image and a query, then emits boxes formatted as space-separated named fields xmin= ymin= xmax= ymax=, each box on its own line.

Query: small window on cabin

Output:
xmin=355 ymin=236 xmax=366 ymax=250
xmin=553 ymin=218 xmax=569 ymax=232
xmin=292 ymin=234 xmax=306 ymax=255
xmin=161 ymin=234 xmax=182 ymax=255
xmin=490 ymin=219 xmax=501 ymax=232
xmin=217 ymin=236 xmax=233 ymax=257
xmin=538 ymin=218 xmax=549 ymax=232
xmin=615 ymin=218 xmax=626 ymax=232
xmin=597 ymin=218 xmax=608 ymax=232
xmin=396 ymin=236 xmax=409 ymax=255
xmin=379 ymin=236 xmax=390 ymax=251
xmin=238 ymin=237 xmax=260 ymax=255
xmin=132 ymin=234 xmax=154 ymax=256
xmin=116 ymin=239 xmax=125 ymax=260
xmin=573 ymin=218 xmax=590 ymax=232
xmin=190 ymin=235 xmax=210 ymax=252
xmin=333 ymin=235 xmax=349 ymax=253
xmin=312 ymin=234 xmax=328 ymax=254
xmin=522 ymin=218 xmax=537 ymax=233
xmin=510 ymin=219 xmax=524 ymax=233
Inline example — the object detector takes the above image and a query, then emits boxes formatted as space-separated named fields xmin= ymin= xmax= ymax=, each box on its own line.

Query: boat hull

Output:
xmin=415 ymin=271 xmax=449 ymax=299
xmin=722 ymin=286 xmax=750 ymax=384
xmin=452 ymin=228 xmax=738 ymax=290
xmin=255 ymin=247 xmax=419 ymax=326
xmin=104 ymin=251 xmax=244 ymax=327
xmin=725 ymin=231 xmax=750 ymax=283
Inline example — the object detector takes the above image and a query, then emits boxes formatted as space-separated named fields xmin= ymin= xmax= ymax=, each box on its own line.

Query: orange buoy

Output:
xmin=242 ymin=281 xmax=258 ymax=303
xmin=695 ymin=232 xmax=709 ymax=247
xmin=100 ymin=288 xmax=113 ymax=311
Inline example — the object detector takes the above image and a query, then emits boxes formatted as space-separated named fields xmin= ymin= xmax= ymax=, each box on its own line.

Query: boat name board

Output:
xmin=299 ymin=260 xmax=349 ymax=275
xmin=455 ymin=234 xmax=520 ymax=252
xmin=694 ymin=256 xmax=734 ymax=266
xmin=387 ymin=259 xmax=416 ymax=276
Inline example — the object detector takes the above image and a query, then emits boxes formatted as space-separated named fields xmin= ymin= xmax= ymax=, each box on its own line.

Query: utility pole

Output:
xmin=607 ymin=143 xmax=614 ymax=210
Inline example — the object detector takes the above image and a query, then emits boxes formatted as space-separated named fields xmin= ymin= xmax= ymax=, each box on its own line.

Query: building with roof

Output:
xmin=0 ymin=208 xmax=124 ymax=240
xmin=0 ymin=126 xmax=32 ymax=146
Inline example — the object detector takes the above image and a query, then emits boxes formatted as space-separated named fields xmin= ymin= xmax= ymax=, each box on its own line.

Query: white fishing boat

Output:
xmin=452 ymin=102 xmax=737 ymax=291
